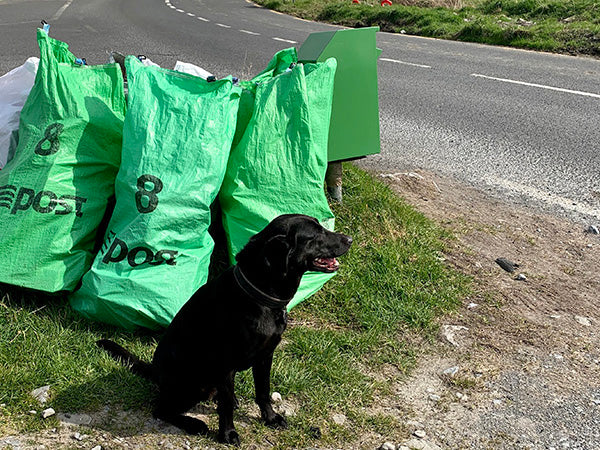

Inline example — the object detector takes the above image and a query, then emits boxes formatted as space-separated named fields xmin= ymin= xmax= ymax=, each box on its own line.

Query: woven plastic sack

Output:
xmin=0 ymin=57 xmax=39 ymax=169
xmin=220 ymin=49 xmax=337 ymax=310
xmin=0 ymin=29 xmax=125 ymax=293
xmin=70 ymin=57 xmax=241 ymax=330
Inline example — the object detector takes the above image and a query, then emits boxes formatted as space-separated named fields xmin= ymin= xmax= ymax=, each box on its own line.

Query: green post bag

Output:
xmin=220 ymin=49 xmax=338 ymax=310
xmin=0 ymin=29 xmax=125 ymax=292
xmin=70 ymin=57 xmax=241 ymax=330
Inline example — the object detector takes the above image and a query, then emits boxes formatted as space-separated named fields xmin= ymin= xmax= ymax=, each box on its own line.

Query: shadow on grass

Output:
xmin=52 ymin=374 xmax=262 ymax=443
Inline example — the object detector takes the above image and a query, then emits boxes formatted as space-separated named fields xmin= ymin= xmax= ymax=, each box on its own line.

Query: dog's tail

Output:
xmin=96 ymin=339 xmax=154 ymax=381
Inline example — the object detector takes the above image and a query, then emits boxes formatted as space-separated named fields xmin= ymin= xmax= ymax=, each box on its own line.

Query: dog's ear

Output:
xmin=263 ymin=234 xmax=291 ymax=274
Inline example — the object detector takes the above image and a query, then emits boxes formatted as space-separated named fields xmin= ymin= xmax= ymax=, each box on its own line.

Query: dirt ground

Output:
xmin=376 ymin=169 xmax=600 ymax=450
xmin=2 ymin=170 xmax=599 ymax=450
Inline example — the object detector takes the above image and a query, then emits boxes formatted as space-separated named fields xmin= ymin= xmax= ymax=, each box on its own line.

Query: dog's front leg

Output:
xmin=252 ymin=354 xmax=288 ymax=429
xmin=217 ymin=371 xmax=240 ymax=446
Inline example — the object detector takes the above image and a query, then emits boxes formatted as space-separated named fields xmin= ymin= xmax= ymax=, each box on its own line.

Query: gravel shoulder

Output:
xmin=2 ymin=169 xmax=599 ymax=450
xmin=375 ymin=169 xmax=600 ymax=450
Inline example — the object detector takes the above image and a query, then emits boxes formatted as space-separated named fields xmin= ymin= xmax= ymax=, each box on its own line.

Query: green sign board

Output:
xmin=298 ymin=26 xmax=382 ymax=162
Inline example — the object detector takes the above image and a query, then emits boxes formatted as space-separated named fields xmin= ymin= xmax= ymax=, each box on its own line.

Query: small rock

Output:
xmin=456 ymin=392 xmax=463 ymax=399
xmin=495 ymin=257 xmax=518 ymax=273
xmin=515 ymin=273 xmax=527 ymax=281
xmin=271 ymin=392 xmax=282 ymax=403
xmin=553 ymin=354 xmax=564 ymax=360
xmin=493 ymin=399 xmax=502 ymax=406
xmin=379 ymin=442 xmax=396 ymax=450
xmin=332 ymin=413 xmax=346 ymax=425
xmin=91 ymin=446 xmax=102 ymax=450
xmin=443 ymin=366 xmax=459 ymax=377
xmin=585 ymin=225 xmax=599 ymax=234
xmin=403 ymin=440 xmax=427 ymax=449
xmin=550 ymin=314 xmax=561 ymax=319
xmin=400 ymin=29 xmax=406 ymax=34
xmin=29 ymin=410 xmax=38 ymax=415
xmin=72 ymin=433 xmax=84 ymax=441
xmin=591 ymin=398 xmax=600 ymax=405
xmin=414 ymin=429 xmax=426 ymax=438
xmin=30 ymin=385 xmax=51 ymax=404
xmin=440 ymin=325 xmax=468 ymax=347
xmin=41 ymin=408 xmax=55 ymax=418
xmin=429 ymin=394 xmax=441 ymax=402
xmin=575 ymin=315 xmax=592 ymax=326
xmin=467 ymin=303 xmax=478 ymax=309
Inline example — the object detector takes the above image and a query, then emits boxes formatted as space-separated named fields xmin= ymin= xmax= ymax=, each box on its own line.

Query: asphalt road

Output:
xmin=2 ymin=0 xmax=600 ymax=223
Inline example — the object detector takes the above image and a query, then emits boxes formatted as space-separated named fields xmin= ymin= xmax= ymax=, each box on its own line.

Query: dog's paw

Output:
xmin=218 ymin=429 xmax=240 ymax=446
xmin=265 ymin=413 xmax=288 ymax=429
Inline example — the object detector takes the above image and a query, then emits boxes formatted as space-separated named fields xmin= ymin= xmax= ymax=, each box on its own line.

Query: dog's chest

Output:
xmin=235 ymin=309 xmax=287 ymax=364
xmin=249 ymin=308 xmax=287 ymax=341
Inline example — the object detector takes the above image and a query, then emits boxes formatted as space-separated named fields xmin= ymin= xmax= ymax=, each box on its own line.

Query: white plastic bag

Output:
xmin=174 ymin=60 xmax=213 ymax=79
xmin=0 ymin=57 xmax=39 ymax=169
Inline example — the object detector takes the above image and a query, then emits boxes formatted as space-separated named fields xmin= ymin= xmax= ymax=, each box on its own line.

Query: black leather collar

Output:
xmin=233 ymin=265 xmax=292 ymax=309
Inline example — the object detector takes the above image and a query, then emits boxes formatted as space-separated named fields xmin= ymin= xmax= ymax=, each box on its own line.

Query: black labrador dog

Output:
xmin=97 ymin=214 xmax=352 ymax=445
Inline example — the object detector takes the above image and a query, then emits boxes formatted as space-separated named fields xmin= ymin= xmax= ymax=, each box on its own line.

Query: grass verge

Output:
xmin=255 ymin=0 xmax=600 ymax=56
xmin=0 ymin=164 xmax=469 ymax=448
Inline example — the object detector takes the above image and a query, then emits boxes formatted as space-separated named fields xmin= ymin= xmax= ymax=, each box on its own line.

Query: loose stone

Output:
xmin=378 ymin=442 xmax=396 ymax=450
xmin=414 ymin=429 xmax=427 ymax=438
xmin=41 ymin=408 xmax=55 ymax=418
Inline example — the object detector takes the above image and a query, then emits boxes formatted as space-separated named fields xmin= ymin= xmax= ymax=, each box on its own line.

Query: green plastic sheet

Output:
xmin=0 ymin=29 xmax=125 ymax=292
xmin=70 ymin=57 xmax=241 ymax=330
xmin=220 ymin=49 xmax=337 ymax=310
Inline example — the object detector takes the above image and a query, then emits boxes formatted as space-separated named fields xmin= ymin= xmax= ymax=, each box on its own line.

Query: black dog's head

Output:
xmin=236 ymin=214 xmax=353 ymax=278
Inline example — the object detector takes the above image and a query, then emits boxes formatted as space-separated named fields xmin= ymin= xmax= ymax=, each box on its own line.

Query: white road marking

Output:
xmin=197 ymin=16 xmax=209 ymax=22
xmin=187 ymin=12 xmax=195 ymax=17
xmin=169 ymin=5 xmax=176 ymax=8
xmin=176 ymin=8 xmax=184 ymax=12
xmin=51 ymin=0 xmax=74 ymax=21
xmin=272 ymin=37 xmax=298 ymax=44
xmin=380 ymin=57 xmax=431 ymax=69
xmin=240 ymin=29 xmax=260 ymax=36
xmin=471 ymin=73 xmax=600 ymax=99
xmin=216 ymin=23 xmax=231 ymax=28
